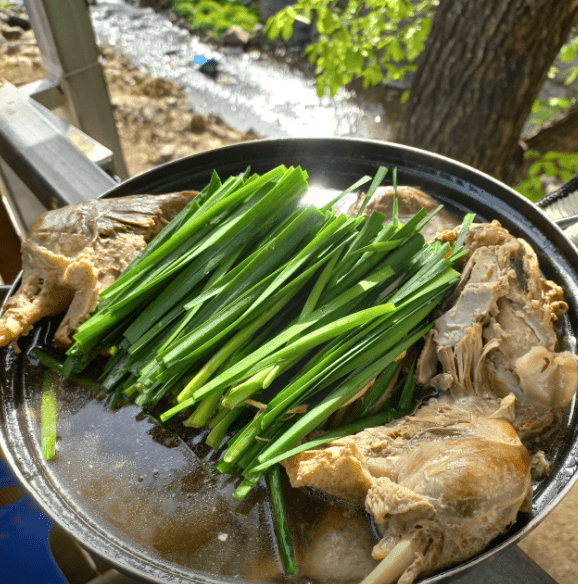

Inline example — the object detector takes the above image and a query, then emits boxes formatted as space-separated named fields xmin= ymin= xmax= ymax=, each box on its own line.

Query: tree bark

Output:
xmin=522 ymin=102 xmax=578 ymax=154
xmin=395 ymin=0 xmax=578 ymax=185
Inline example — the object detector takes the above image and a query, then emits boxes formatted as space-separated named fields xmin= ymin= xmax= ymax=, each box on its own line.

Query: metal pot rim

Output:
xmin=2 ymin=137 xmax=578 ymax=584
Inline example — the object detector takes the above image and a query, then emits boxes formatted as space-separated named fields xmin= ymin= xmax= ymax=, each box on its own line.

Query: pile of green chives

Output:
xmin=62 ymin=164 xmax=472 ymax=498
xmin=55 ymin=164 xmax=474 ymax=575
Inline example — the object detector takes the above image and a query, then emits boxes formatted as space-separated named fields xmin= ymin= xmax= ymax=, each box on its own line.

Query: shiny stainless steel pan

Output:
xmin=2 ymin=138 xmax=578 ymax=584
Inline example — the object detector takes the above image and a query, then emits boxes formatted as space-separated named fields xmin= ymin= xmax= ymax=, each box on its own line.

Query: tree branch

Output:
xmin=522 ymin=102 xmax=578 ymax=154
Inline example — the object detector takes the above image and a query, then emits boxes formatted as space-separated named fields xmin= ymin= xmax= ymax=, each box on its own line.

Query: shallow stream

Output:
xmin=90 ymin=0 xmax=402 ymax=140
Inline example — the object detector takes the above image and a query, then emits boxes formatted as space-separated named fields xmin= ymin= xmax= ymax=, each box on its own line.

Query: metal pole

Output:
xmin=22 ymin=0 xmax=129 ymax=179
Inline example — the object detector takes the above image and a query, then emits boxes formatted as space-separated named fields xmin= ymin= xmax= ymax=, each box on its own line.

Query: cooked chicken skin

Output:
xmin=416 ymin=220 xmax=578 ymax=435
xmin=284 ymin=394 xmax=532 ymax=584
xmin=0 ymin=193 xmax=195 ymax=349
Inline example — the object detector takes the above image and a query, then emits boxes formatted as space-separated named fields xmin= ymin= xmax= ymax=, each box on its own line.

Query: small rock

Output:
xmin=173 ymin=112 xmax=193 ymax=133
xmin=21 ymin=46 xmax=40 ymax=59
xmin=175 ymin=17 xmax=189 ymax=29
xmin=176 ymin=145 xmax=195 ymax=159
xmin=2 ymin=25 xmax=23 ymax=41
xmin=140 ymin=76 xmax=183 ymax=98
xmin=3 ymin=42 xmax=23 ymax=56
xmin=21 ymin=29 xmax=35 ymax=42
xmin=3 ymin=40 xmax=38 ymax=56
xmin=199 ymin=58 xmax=219 ymax=78
xmin=100 ymin=42 xmax=116 ymax=60
xmin=252 ymin=24 xmax=266 ymax=38
xmin=208 ymin=113 xmax=225 ymax=126
xmin=221 ymin=25 xmax=251 ymax=48
xmin=157 ymin=144 xmax=177 ymax=163
xmin=118 ymin=54 xmax=138 ymax=71
xmin=175 ymin=97 xmax=193 ymax=113
xmin=140 ymin=103 xmax=159 ymax=123
xmin=6 ymin=14 xmax=31 ymax=31
xmin=18 ymin=56 xmax=32 ymax=68
xmin=211 ymin=124 xmax=237 ymax=140
xmin=190 ymin=113 xmax=207 ymax=133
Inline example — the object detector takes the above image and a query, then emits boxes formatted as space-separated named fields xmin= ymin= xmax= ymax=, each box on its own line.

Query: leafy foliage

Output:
xmin=514 ymin=22 xmax=578 ymax=201
xmin=267 ymin=0 xmax=436 ymax=97
xmin=516 ymin=96 xmax=577 ymax=201
xmin=516 ymin=149 xmax=578 ymax=202
xmin=548 ymin=33 xmax=578 ymax=86
xmin=528 ymin=97 xmax=574 ymax=126
xmin=169 ymin=0 xmax=259 ymax=38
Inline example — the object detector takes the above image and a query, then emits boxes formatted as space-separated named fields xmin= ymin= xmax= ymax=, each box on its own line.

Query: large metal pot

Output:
xmin=1 ymin=138 xmax=578 ymax=584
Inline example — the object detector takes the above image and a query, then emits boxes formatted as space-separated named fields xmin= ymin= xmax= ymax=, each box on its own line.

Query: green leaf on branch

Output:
xmin=266 ymin=0 xmax=437 ymax=97
xmin=362 ymin=63 xmax=384 ymax=88
xmin=561 ymin=43 xmax=578 ymax=63
xmin=388 ymin=39 xmax=405 ymax=62
xmin=316 ymin=74 xmax=327 ymax=98
xmin=281 ymin=19 xmax=294 ymax=41
xmin=267 ymin=15 xmax=282 ymax=40
xmin=541 ymin=161 xmax=560 ymax=177
xmin=523 ymin=149 xmax=540 ymax=160
xmin=169 ymin=0 xmax=259 ymax=39
xmin=516 ymin=150 xmax=578 ymax=202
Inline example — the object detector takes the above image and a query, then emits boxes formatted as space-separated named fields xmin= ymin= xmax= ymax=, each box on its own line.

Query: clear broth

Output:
xmin=23 ymin=351 xmax=378 ymax=584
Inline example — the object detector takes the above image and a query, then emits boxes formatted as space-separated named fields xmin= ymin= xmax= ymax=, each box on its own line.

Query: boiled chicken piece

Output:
xmin=416 ymin=221 xmax=578 ymax=435
xmin=349 ymin=186 xmax=461 ymax=242
xmin=0 ymin=192 xmax=196 ymax=349
xmin=284 ymin=394 xmax=532 ymax=584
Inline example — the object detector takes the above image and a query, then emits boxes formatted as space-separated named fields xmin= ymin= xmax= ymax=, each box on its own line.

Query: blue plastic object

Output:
xmin=0 ymin=456 xmax=69 ymax=584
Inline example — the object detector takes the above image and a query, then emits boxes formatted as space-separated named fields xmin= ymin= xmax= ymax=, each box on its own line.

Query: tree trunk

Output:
xmin=395 ymin=0 xmax=578 ymax=185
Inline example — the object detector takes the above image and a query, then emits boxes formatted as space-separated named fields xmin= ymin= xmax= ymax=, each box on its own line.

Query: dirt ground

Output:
xmin=1 ymin=11 xmax=578 ymax=584
xmin=520 ymin=485 xmax=578 ymax=582
xmin=0 ymin=21 xmax=257 ymax=178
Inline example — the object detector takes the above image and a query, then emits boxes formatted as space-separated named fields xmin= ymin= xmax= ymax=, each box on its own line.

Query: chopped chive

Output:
xmin=55 ymin=165 xmax=472 ymax=508
xmin=356 ymin=166 xmax=388 ymax=216
xmin=268 ymin=464 xmax=296 ymax=575
xmin=41 ymin=369 xmax=57 ymax=460
xmin=398 ymin=356 xmax=417 ymax=411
